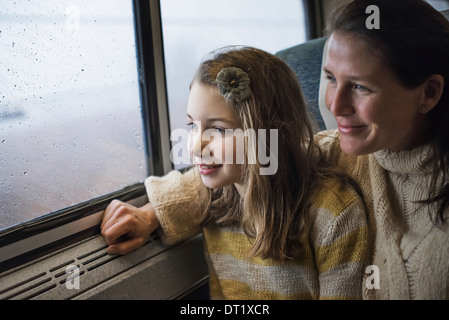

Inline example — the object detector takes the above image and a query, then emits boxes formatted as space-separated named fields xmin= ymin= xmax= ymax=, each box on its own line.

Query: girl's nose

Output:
xmin=190 ymin=130 xmax=202 ymax=159
xmin=190 ymin=130 xmax=213 ymax=160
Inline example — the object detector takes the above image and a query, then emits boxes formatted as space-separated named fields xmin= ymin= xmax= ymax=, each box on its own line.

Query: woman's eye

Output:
xmin=353 ymin=83 xmax=370 ymax=92
xmin=325 ymin=75 xmax=337 ymax=85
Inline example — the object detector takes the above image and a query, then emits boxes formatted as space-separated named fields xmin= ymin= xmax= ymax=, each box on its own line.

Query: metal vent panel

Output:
xmin=0 ymin=232 xmax=167 ymax=300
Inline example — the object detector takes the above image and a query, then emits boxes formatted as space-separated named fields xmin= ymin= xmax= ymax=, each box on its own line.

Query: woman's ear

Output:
xmin=419 ymin=74 xmax=445 ymax=114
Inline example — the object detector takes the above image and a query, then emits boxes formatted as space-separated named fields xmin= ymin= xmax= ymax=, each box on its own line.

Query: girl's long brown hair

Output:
xmin=193 ymin=46 xmax=359 ymax=261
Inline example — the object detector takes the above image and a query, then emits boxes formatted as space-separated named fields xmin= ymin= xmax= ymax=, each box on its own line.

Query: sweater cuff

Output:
xmin=144 ymin=168 xmax=204 ymax=245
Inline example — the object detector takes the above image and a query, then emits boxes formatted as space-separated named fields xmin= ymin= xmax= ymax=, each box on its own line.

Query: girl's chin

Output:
xmin=200 ymin=175 xmax=234 ymax=190
xmin=200 ymin=175 xmax=218 ymax=188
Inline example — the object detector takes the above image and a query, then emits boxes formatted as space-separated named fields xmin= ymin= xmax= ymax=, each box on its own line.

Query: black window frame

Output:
xmin=303 ymin=0 xmax=324 ymax=40
xmin=0 ymin=0 xmax=171 ymax=273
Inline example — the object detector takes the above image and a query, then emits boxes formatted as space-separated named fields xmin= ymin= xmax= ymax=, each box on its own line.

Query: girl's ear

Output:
xmin=419 ymin=74 xmax=445 ymax=114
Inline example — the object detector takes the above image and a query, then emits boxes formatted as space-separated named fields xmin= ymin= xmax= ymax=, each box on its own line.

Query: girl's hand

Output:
xmin=100 ymin=200 xmax=160 ymax=255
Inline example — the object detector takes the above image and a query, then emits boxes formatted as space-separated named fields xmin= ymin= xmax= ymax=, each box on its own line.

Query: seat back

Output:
xmin=276 ymin=37 xmax=328 ymax=131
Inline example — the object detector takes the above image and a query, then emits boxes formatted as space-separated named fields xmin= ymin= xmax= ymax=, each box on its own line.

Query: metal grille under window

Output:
xmin=0 ymin=233 xmax=162 ymax=300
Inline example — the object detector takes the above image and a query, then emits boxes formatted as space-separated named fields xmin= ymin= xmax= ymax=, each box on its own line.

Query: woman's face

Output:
xmin=324 ymin=32 xmax=429 ymax=155
xmin=187 ymin=82 xmax=243 ymax=190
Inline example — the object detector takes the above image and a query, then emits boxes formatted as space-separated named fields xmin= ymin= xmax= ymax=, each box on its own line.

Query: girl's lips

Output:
xmin=338 ymin=124 xmax=367 ymax=135
xmin=197 ymin=164 xmax=223 ymax=176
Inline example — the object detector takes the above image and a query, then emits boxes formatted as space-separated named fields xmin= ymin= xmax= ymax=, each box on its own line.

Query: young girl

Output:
xmin=102 ymin=46 xmax=369 ymax=299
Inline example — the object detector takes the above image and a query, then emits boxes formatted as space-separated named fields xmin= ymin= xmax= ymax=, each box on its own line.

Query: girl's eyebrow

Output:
xmin=186 ymin=113 xmax=235 ymax=125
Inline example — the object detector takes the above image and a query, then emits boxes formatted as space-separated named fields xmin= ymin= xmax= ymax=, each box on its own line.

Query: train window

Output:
xmin=0 ymin=0 xmax=146 ymax=231
xmin=160 ymin=0 xmax=307 ymax=169
xmin=0 ymin=0 xmax=175 ymax=275
xmin=0 ymin=0 xmax=207 ymax=299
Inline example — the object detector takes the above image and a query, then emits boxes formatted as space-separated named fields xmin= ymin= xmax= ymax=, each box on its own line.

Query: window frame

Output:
xmin=303 ymin=0 xmax=324 ymax=39
xmin=0 ymin=0 xmax=172 ymax=273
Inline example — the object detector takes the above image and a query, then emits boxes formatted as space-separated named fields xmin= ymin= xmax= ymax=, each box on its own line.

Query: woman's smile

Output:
xmin=337 ymin=123 xmax=368 ymax=135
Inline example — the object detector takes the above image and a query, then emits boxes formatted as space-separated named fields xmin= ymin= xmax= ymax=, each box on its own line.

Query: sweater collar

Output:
xmin=373 ymin=144 xmax=433 ymax=175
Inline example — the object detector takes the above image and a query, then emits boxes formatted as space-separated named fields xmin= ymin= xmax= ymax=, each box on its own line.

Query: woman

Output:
xmin=101 ymin=0 xmax=449 ymax=299
xmin=318 ymin=0 xmax=449 ymax=299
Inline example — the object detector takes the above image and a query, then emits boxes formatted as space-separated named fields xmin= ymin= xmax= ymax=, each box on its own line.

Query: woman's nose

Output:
xmin=326 ymin=87 xmax=354 ymax=117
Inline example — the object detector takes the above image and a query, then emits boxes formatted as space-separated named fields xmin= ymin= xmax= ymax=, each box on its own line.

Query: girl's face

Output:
xmin=187 ymin=82 xmax=243 ymax=190
xmin=324 ymin=32 xmax=429 ymax=155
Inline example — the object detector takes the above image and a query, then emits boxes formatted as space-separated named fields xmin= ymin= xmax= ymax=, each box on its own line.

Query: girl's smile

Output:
xmin=196 ymin=164 xmax=223 ymax=176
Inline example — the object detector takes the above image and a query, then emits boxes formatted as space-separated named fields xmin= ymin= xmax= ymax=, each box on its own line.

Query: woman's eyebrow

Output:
xmin=323 ymin=67 xmax=333 ymax=75
xmin=323 ymin=67 xmax=369 ymax=82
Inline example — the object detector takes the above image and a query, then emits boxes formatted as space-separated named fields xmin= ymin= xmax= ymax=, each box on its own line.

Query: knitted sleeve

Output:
xmin=144 ymin=168 xmax=205 ymax=245
xmin=310 ymin=183 xmax=369 ymax=300
xmin=314 ymin=129 xmax=341 ymax=163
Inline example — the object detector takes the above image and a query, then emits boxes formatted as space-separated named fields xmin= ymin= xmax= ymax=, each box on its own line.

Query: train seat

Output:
xmin=276 ymin=37 xmax=337 ymax=132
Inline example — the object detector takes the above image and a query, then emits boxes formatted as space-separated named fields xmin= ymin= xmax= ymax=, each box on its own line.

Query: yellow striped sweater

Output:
xmin=145 ymin=169 xmax=369 ymax=300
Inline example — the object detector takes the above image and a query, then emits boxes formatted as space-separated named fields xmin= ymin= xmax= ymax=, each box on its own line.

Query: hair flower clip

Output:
xmin=215 ymin=67 xmax=251 ymax=102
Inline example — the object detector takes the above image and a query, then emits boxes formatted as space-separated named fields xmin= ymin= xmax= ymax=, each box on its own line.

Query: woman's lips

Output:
xmin=197 ymin=164 xmax=223 ymax=176
xmin=338 ymin=124 xmax=367 ymax=134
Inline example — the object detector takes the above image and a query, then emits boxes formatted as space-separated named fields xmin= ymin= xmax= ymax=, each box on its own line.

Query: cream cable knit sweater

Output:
xmin=316 ymin=130 xmax=449 ymax=300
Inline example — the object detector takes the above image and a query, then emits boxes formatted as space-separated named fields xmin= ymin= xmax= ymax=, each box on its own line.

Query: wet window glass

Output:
xmin=0 ymin=1 xmax=146 ymax=230
xmin=160 ymin=0 xmax=306 ymax=169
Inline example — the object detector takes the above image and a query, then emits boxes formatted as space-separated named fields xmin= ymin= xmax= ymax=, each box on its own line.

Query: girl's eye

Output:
xmin=213 ymin=127 xmax=226 ymax=134
xmin=187 ymin=122 xmax=198 ymax=130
